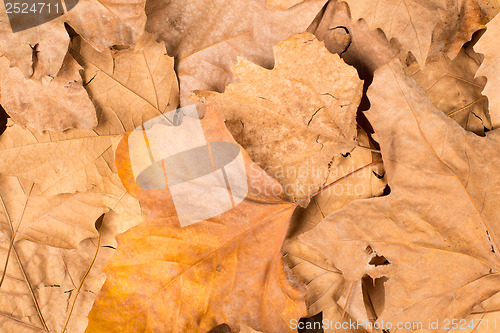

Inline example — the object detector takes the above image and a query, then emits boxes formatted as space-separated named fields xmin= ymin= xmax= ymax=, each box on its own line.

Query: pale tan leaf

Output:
xmin=300 ymin=59 xmax=500 ymax=330
xmin=0 ymin=0 xmax=146 ymax=79
xmin=145 ymin=0 xmax=327 ymax=105
xmin=308 ymin=0 xmax=396 ymax=76
xmin=475 ymin=14 xmax=500 ymax=129
xmin=0 ymin=224 xmax=117 ymax=332
xmin=343 ymin=0 xmax=491 ymax=67
xmin=283 ymin=130 xmax=385 ymax=317
xmin=0 ymin=33 xmax=178 ymax=196
xmin=0 ymin=0 xmax=147 ymax=132
xmin=0 ymin=53 xmax=97 ymax=133
xmin=70 ymin=32 xmax=179 ymax=136
xmin=196 ymin=33 xmax=363 ymax=201
xmin=0 ymin=120 xmax=116 ymax=196
xmin=406 ymin=44 xmax=490 ymax=135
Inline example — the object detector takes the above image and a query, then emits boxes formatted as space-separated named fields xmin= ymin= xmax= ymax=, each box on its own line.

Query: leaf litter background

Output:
xmin=0 ymin=0 xmax=499 ymax=332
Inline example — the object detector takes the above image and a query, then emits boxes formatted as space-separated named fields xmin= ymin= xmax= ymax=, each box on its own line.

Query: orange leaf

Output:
xmin=86 ymin=106 xmax=306 ymax=333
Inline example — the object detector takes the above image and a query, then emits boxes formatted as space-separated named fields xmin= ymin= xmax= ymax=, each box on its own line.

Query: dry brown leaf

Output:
xmin=0 ymin=33 xmax=178 ymax=196
xmin=196 ymin=33 xmax=363 ymax=201
xmin=309 ymin=0 xmax=396 ymax=78
xmin=0 ymin=120 xmax=118 ymax=196
xmin=322 ymin=304 xmax=369 ymax=333
xmin=86 ymin=107 xmax=307 ymax=333
xmin=448 ymin=292 xmax=500 ymax=333
xmin=0 ymin=205 xmax=144 ymax=333
xmin=343 ymin=0 xmax=488 ymax=67
xmin=406 ymin=43 xmax=491 ymax=135
xmin=475 ymin=14 xmax=500 ymax=129
xmin=0 ymin=0 xmax=147 ymax=132
xmin=0 ymin=176 xmax=101 ymax=249
xmin=300 ymin=59 xmax=500 ymax=331
xmin=145 ymin=0 xmax=326 ymax=105
xmin=0 ymin=0 xmax=146 ymax=79
xmin=283 ymin=131 xmax=385 ymax=318
xmin=0 ymin=53 xmax=97 ymax=133
xmin=70 ymin=32 xmax=179 ymax=136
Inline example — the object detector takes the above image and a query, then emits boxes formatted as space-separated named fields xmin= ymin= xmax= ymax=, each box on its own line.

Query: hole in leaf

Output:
xmin=369 ymin=255 xmax=390 ymax=266
xmin=382 ymin=184 xmax=391 ymax=196
xmin=207 ymin=324 xmax=231 ymax=333
xmin=0 ymin=105 xmax=7 ymax=136
xmin=362 ymin=275 xmax=388 ymax=324
xmin=298 ymin=312 xmax=323 ymax=333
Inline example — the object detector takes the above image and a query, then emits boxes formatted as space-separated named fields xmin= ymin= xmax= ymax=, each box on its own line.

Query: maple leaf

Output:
xmin=283 ymin=130 xmax=385 ymax=315
xmin=85 ymin=107 xmax=307 ymax=333
xmin=144 ymin=0 xmax=327 ymax=105
xmin=196 ymin=33 xmax=363 ymax=201
xmin=300 ymin=59 xmax=500 ymax=330
xmin=70 ymin=33 xmax=179 ymax=136
xmin=0 ymin=0 xmax=147 ymax=132
xmin=0 ymin=33 xmax=178 ymax=196
xmin=475 ymin=14 xmax=500 ymax=129
xmin=343 ymin=0 xmax=492 ymax=67
xmin=0 ymin=175 xmax=113 ymax=249
xmin=0 ymin=209 xmax=143 ymax=332
xmin=0 ymin=0 xmax=146 ymax=78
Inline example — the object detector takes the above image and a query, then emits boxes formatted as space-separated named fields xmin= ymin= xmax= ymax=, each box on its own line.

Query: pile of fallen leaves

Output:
xmin=0 ymin=0 xmax=499 ymax=332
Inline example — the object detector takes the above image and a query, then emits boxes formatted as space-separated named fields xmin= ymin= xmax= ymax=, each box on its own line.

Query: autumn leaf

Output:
xmin=0 ymin=0 xmax=147 ymax=132
xmin=406 ymin=43 xmax=491 ymax=135
xmin=0 ymin=33 xmax=178 ymax=196
xmin=475 ymin=14 xmax=500 ymax=129
xmin=308 ymin=0 xmax=395 ymax=76
xmin=0 ymin=208 xmax=144 ymax=332
xmin=145 ymin=0 xmax=327 ymax=105
xmin=283 ymin=130 xmax=385 ymax=315
xmin=0 ymin=0 xmax=146 ymax=78
xmin=70 ymin=33 xmax=179 ymax=136
xmin=86 ymin=107 xmax=307 ymax=333
xmin=0 ymin=53 xmax=97 ymax=133
xmin=343 ymin=0 xmax=493 ymax=67
xmin=196 ymin=33 xmax=363 ymax=201
xmin=300 ymin=59 xmax=500 ymax=330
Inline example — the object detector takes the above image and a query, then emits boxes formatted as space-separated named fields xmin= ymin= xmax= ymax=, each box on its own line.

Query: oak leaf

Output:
xmin=196 ymin=33 xmax=363 ymax=201
xmin=144 ymin=0 xmax=327 ymax=105
xmin=300 ymin=59 xmax=500 ymax=330
xmin=86 ymin=107 xmax=307 ymax=333
xmin=343 ymin=0 xmax=490 ymax=67
xmin=475 ymin=14 xmax=500 ymax=129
